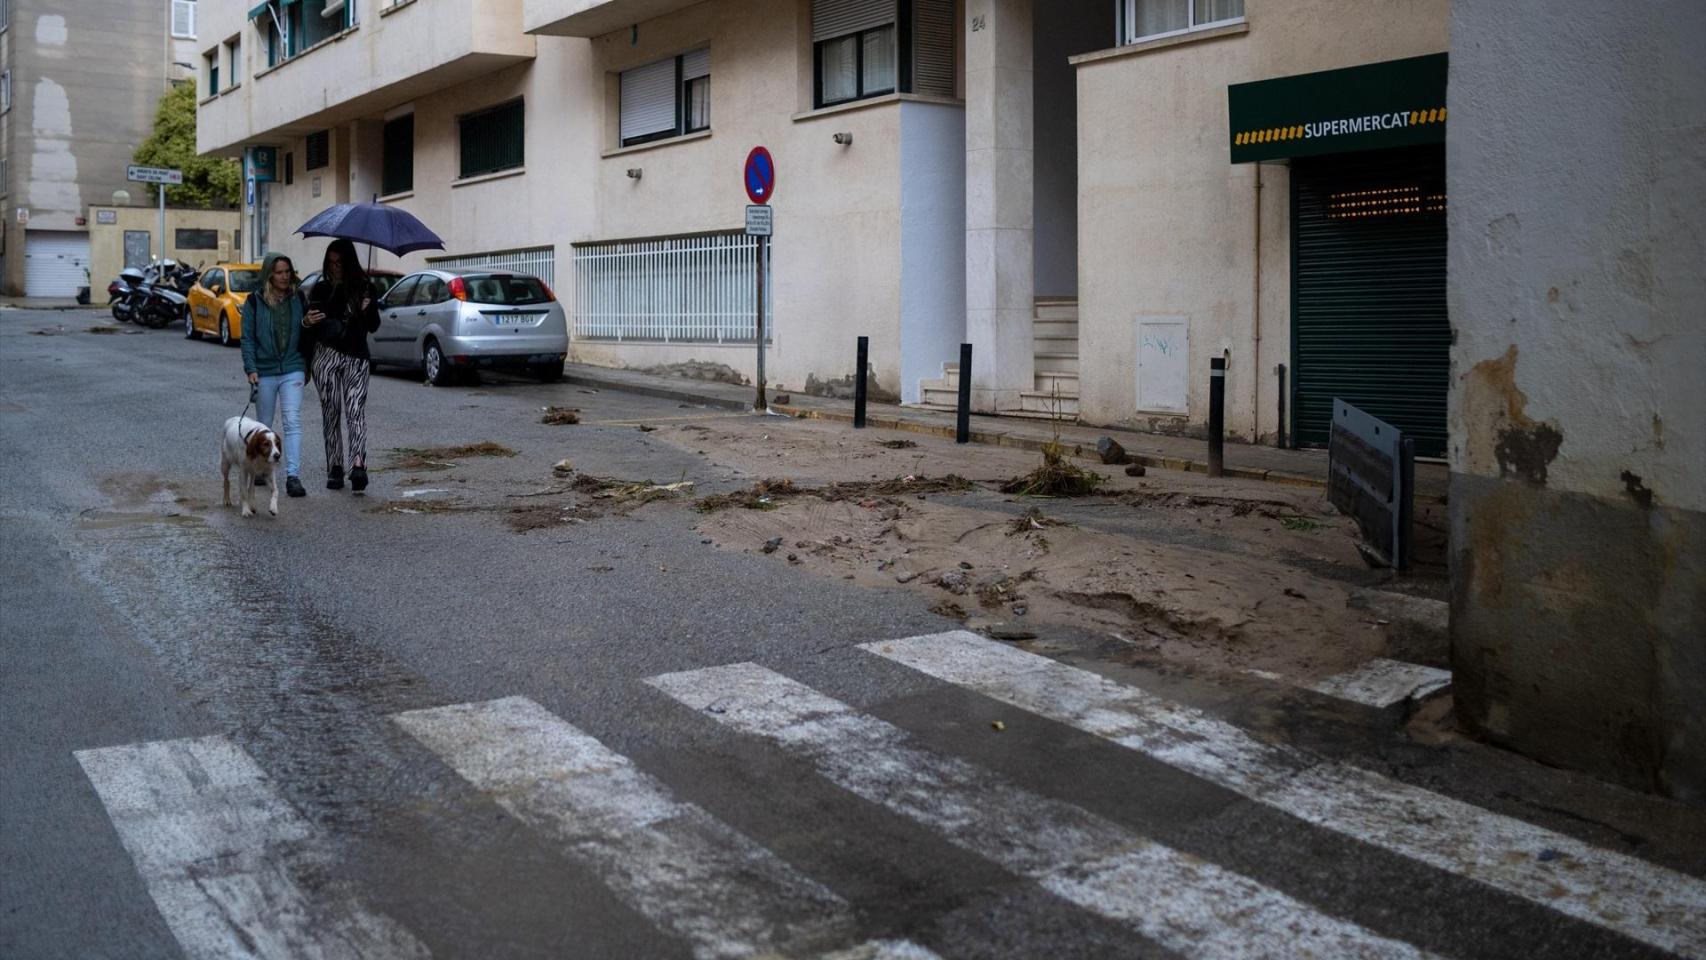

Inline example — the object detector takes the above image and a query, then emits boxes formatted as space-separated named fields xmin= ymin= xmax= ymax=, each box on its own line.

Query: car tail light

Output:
xmin=448 ymin=277 xmax=468 ymax=301
xmin=538 ymin=279 xmax=557 ymax=302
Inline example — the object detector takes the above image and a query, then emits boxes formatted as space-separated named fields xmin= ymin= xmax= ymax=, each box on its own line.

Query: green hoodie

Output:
xmin=240 ymin=252 xmax=308 ymax=378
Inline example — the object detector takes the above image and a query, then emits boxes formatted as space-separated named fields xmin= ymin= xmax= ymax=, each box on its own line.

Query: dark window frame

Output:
xmin=457 ymin=99 xmax=526 ymax=179
xmin=813 ymin=2 xmax=912 ymax=109
xmin=382 ymin=113 xmax=414 ymax=196
xmin=304 ymin=130 xmax=329 ymax=171
xmin=175 ymin=228 xmax=220 ymax=250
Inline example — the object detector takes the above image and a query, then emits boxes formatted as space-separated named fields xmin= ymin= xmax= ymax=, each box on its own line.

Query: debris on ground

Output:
xmin=552 ymin=459 xmax=575 ymax=477
xmin=388 ymin=442 xmax=516 ymax=470
xmin=990 ymin=720 xmax=1006 ymax=732
xmin=1282 ymin=516 xmax=1322 ymax=532
xmin=366 ymin=498 xmax=465 ymax=515
xmin=87 ymin=327 xmax=121 ymax=335
xmin=540 ymin=407 xmax=581 ymax=425
xmin=772 ymin=393 xmax=792 ymax=404
xmin=895 ymin=571 xmax=919 ymax=584
xmin=984 ymin=625 xmax=1038 ymax=642
xmin=762 ymin=536 xmax=784 ymax=554
xmin=570 ymin=475 xmax=694 ymax=508
xmin=1096 ymin=436 xmax=1128 ymax=464
xmin=936 ymin=571 xmax=971 ymax=595
xmin=505 ymin=502 xmax=597 ymax=532
xmin=878 ymin=439 xmax=918 ymax=449
xmin=695 ymin=478 xmax=803 ymax=513
xmin=975 ymin=575 xmax=1017 ymax=608
xmin=824 ymin=474 xmax=976 ymax=500
xmin=930 ymin=600 xmax=968 ymax=619
xmin=1000 ymin=440 xmax=1105 ymax=497
xmin=1125 ymin=463 xmax=1147 ymax=477
xmin=1007 ymin=507 xmax=1069 ymax=536
xmin=637 ymin=424 xmax=657 ymax=432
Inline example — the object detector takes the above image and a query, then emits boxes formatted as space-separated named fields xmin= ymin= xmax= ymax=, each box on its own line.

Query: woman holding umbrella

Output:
xmin=303 ymin=238 xmax=382 ymax=492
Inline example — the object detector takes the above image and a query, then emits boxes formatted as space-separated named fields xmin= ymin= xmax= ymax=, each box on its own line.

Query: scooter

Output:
xmin=108 ymin=267 xmax=146 ymax=322
xmin=137 ymin=262 xmax=201 ymax=329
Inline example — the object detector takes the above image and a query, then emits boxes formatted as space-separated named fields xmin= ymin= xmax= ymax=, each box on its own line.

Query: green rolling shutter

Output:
xmin=1290 ymin=144 xmax=1448 ymax=457
xmin=459 ymin=100 xmax=525 ymax=179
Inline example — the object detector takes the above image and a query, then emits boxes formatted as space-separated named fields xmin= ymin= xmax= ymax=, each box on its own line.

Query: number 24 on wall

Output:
xmin=971 ymin=14 xmax=986 ymax=31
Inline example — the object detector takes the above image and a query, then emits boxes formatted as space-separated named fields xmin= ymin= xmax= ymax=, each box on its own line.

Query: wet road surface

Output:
xmin=3 ymin=309 xmax=1704 ymax=959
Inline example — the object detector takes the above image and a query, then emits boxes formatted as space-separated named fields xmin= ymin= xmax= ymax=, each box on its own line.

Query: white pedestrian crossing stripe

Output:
xmin=75 ymin=736 xmax=430 ymax=960
xmin=862 ymin=630 xmax=1706 ymax=959
xmin=393 ymin=696 xmax=857 ymax=960
xmin=647 ymin=662 xmax=1437 ymax=960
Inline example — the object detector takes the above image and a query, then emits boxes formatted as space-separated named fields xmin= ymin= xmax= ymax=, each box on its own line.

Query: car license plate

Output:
xmin=493 ymin=315 xmax=534 ymax=326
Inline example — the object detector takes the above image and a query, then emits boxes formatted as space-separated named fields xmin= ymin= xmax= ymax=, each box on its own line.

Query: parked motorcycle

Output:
xmin=108 ymin=267 xmax=146 ymax=323
xmin=136 ymin=261 xmax=201 ymax=329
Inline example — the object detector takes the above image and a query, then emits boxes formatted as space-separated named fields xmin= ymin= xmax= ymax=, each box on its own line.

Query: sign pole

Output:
xmin=755 ymin=234 xmax=766 ymax=412
xmin=158 ymin=186 xmax=167 ymax=266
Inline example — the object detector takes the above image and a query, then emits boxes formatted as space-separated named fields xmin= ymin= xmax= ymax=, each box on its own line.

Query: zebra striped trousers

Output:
xmin=312 ymin=348 xmax=371 ymax=471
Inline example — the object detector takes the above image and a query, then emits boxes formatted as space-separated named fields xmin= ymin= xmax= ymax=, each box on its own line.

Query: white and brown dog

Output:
xmin=221 ymin=416 xmax=282 ymax=517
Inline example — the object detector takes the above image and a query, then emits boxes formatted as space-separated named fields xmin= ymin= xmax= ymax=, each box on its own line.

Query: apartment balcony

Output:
xmin=199 ymin=0 xmax=535 ymax=155
xmin=524 ymin=0 xmax=704 ymax=37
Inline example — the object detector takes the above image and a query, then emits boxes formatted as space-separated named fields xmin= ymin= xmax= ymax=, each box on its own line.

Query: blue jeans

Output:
xmin=255 ymin=373 xmax=304 ymax=478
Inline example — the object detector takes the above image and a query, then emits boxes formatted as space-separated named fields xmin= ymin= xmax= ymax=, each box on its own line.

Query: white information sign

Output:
xmin=127 ymin=165 xmax=184 ymax=185
xmin=744 ymin=204 xmax=773 ymax=236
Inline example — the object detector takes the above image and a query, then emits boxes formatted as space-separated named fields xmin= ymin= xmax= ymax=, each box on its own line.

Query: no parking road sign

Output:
xmin=744 ymin=146 xmax=775 ymax=204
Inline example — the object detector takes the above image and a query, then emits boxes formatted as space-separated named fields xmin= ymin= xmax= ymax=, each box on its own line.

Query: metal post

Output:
xmin=754 ymin=234 xmax=767 ymax=412
xmin=1208 ymin=356 xmax=1226 ymax=477
xmin=157 ymin=186 xmax=167 ymax=266
xmin=1397 ymin=437 xmax=1415 ymax=571
xmin=956 ymin=342 xmax=972 ymax=444
xmin=854 ymin=336 xmax=869 ymax=428
xmin=1275 ymin=363 xmax=1287 ymax=449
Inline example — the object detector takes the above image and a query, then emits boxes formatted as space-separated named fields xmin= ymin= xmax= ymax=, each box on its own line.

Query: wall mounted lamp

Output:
xmin=626 ymin=168 xmax=643 ymax=180
xmin=832 ymin=132 xmax=853 ymax=146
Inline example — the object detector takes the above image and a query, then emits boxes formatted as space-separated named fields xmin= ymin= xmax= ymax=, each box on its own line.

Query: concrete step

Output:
xmin=1033 ymin=318 xmax=1079 ymax=339
xmin=1033 ymin=335 xmax=1079 ymax=356
xmin=920 ymin=385 xmax=961 ymax=407
xmin=1034 ymin=352 xmax=1080 ymax=375
xmin=1034 ymin=298 xmax=1079 ymax=322
xmin=1033 ymin=370 xmax=1079 ymax=394
xmin=1017 ymin=391 xmax=1081 ymax=417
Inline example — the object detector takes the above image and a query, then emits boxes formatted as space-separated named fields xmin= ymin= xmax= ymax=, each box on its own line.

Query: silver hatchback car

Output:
xmin=368 ymin=269 xmax=569 ymax=385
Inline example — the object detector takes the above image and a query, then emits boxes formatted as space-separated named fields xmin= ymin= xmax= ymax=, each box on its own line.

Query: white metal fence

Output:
xmin=572 ymin=232 xmax=773 ymax=343
xmin=427 ymin=245 xmax=556 ymax=286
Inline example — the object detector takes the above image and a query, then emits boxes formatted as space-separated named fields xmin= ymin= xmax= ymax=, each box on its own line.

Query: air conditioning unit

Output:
xmin=321 ymin=1 xmax=347 ymax=19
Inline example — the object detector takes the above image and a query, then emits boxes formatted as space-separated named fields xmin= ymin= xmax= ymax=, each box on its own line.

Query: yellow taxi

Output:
xmin=185 ymin=262 xmax=262 ymax=347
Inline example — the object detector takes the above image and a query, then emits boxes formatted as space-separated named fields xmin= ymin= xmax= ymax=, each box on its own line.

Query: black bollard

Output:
xmin=854 ymin=336 xmax=869 ymax=428
xmin=956 ymin=343 xmax=972 ymax=444
xmin=1275 ymin=363 xmax=1287 ymax=449
xmin=1208 ymin=357 xmax=1226 ymax=477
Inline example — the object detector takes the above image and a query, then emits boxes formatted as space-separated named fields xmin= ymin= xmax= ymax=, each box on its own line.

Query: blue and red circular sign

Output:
xmin=744 ymin=146 xmax=775 ymax=205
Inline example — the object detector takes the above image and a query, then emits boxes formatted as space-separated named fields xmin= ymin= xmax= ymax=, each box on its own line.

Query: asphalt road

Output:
xmin=2 ymin=308 xmax=1702 ymax=960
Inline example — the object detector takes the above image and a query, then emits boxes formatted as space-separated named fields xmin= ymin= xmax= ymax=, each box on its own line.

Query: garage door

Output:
xmin=1291 ymin=144 xmax=1448 ymax=457
xmin=24 ymin=230 xmax=92 ymax=298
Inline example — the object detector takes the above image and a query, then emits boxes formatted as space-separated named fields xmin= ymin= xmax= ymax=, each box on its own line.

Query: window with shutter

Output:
xmin=911 ymin=0 xmax=954 ymax=97
xmin=619 ymin=49 xmax=710 ymax=147
xmin=459 ymin=100 xmax=525 ymax=178
xmin=172 ymin=0 xmax=196 ymax=39
xmin=812 ymin=0 xmax=949 ymax=108
xmin=305 ymin=130 xmax=330 ymax=171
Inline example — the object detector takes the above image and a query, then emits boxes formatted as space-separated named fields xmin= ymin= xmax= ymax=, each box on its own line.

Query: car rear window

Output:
xmin=461 ymin=273 xmax=550 ymax=306
xmin=228 ymin=270 xmax=261 ymax=293
xmin=369 ymin=274 xmax=401 ymax=299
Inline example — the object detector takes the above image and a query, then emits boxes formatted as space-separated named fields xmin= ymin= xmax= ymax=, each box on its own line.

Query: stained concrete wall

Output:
xmin=1072 ymin=0 xmax=1447 ymax=439
xmin=86 ymin=205 xmax=243 ymax=292
xmin=1 ymin=0 xmax=189 ymax=295
xmin=1447 ymin=0 xmax=1706 ymax=802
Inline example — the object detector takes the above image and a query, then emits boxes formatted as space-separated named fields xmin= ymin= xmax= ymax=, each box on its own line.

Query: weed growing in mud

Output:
xmin=1281 ymin=516 xmax=1322 ymax=532
xmin=877 ymin=439 xmax=918 ymax=449
xmin=540 ymin=407 xmax=581 ymax=425
xmin=387 ymin=442 xmax=516 ymax=470
xmin=1000 ymin=440 xmax=1104 ymax=497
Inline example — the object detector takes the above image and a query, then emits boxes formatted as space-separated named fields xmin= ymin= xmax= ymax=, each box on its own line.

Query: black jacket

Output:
xmin=306 ymin=280 xmax=382 ymax=362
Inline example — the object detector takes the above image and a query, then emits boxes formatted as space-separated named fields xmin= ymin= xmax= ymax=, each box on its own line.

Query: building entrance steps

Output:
xmin=559 ymin=361 xmax=1447 ymax=501
xmin=919 ymin=297 xmax=1083 ymax=419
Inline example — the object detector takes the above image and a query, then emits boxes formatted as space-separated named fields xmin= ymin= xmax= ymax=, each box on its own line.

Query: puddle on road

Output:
xmin=71 ymin=492 xmax=438 ymax=836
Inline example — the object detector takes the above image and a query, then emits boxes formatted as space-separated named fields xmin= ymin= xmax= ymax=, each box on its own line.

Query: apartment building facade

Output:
xmin=197 ymin=0 xmax=1450 ymax=443
xmin=1 ymin=0 xmax=202 ymax=296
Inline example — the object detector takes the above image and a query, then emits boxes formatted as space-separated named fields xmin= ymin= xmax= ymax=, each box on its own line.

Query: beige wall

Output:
xmin=1073 ymin=0 xmax=1448 ymax=440
xmin=86 ymin=205 xmax=243 ymax=291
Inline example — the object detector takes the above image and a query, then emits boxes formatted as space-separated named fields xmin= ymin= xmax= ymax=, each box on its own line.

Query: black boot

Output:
xmin=327 ymin=466 xmax=345 ymax=490
xmin=286 ymin=476 xmax=307 ymax=498
xmin=349 ymin=465 xmax=368 ymax=493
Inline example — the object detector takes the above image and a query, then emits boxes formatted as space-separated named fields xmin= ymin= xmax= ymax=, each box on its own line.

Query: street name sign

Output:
xmin=127 ymin=165 xmax=184 ymax=185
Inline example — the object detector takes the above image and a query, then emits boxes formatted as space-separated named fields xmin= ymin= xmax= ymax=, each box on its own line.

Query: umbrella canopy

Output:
xmin=295 ymin=203 xmax=445 ymax=256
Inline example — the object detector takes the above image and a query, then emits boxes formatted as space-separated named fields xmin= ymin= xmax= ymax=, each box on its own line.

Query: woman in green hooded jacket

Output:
xmin=239 ymin=252 xmax=310 ymax=498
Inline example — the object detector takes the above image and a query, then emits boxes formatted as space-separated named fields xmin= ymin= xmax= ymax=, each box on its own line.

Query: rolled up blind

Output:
xmin=912 ymin=0 xmax=954 ymax=97
xmin=812 ymin=0 xmax=895 ymax=42
xmin=620 ymin=58 xmax=677 ymax=141
xmin=682 ymin=47 xmax=710 ymax=81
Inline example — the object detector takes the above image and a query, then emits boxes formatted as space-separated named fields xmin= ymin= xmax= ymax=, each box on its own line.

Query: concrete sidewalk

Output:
xmin=561 ymin=362 xmax=1448 ymax=500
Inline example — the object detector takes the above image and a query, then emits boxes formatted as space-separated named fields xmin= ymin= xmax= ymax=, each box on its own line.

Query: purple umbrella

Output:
xmin=295 ymin=202 xmax=445 ymax=256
